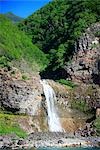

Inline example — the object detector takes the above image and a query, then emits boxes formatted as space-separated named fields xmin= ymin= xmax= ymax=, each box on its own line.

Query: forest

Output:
xmin=18 ymin=0 xmax=100 ymax=73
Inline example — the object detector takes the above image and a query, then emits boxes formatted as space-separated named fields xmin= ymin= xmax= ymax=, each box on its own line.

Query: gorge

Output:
xmin=0 ymin=0 xmax=100 ymax=149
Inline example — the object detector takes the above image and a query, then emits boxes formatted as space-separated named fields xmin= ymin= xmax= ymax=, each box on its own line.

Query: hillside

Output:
xmin=4 ymin=12 xmax=23 ymax=23
xmin=0 ymin=0 xmax=100 ymax=145
xmin=19 ymin=0 xmax=100 ymax=72
xmin=0 ymin=15 xmax=49 ymax=72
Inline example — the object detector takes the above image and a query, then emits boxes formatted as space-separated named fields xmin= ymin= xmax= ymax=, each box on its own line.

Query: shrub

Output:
xmin=56 ymin=79 xmax=77 ymax=88
xmin=95 ymin=31 xmax=100 ymax=37
xmin=22 ymin=74 xmax=29 ymax=80
xmin=71 ymin=99 xmax=89 ymax=113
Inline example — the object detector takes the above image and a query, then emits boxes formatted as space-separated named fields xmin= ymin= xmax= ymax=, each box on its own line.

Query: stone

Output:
xmin=65 ymin=23 xmax=100 ymax=84
xmin=0 ymin=69 xmax=43 ymax=115
xmin=96 ymin=108 xmax=100 ymax=117
xmin=58 ymin=140 xmax=64 ymax=144
xmin=17 ymin=140 xmax=25 ymax=145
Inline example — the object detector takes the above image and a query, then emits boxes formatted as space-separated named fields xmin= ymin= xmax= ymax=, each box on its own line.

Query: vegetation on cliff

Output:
xmin=0 ymin=113 xmax=27 ymax=138
xmin=0 ymin=15 xmax=49 ymax=72
xmin=56 ymin=79 xmax=77 ymax=88
xmin=18 ymin=0 xmax=100 ymax=72
xmin=94 ymin=117 xmax=100 ymax=136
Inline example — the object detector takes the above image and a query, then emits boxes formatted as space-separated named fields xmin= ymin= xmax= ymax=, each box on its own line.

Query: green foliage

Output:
xmin=0 ymin=113 xmax=27 ymax=138
xmin=22 ymin=74 xmax=29 ymax=80
xmin=95 ymin=31 xmax=100 ymax=37
xmin=94 ymin=117 xmax=100 ymax=136
xmin=19 ymin=0 xmax=100 ymax=72
xmin=71 ymin=99 xmax=90 ymax=113
xmin=0 ymin=56 xmax=10 ymax=67
xmin=0 ymin=14 xmax=49 ymax=72
xmin=49 ymin=44 xmax=66 ymax=70
xmin=56 ymin=79 xmax=77 ymax=88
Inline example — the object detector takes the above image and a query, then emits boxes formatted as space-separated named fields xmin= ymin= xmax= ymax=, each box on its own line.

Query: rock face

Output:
xmin=0 ymin=69 xmax=43 ymax=115
xmin=0 ymin=69 xmax=99 ymax=133
xmin=45 ymin=80 xmax=91 ymax=133
xmin=66 ymin=23 xmax=100 ymax=84
xmin=0 ymin=70 xmax=89 ymax=133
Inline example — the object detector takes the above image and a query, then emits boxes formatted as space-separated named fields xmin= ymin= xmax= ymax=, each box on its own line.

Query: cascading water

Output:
xmin=40 ymin=79 xmax=63 ymax=132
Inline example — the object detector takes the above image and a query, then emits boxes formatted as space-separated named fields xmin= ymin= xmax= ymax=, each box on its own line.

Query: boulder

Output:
xmin=96 ymin=108 xmax=100 ymax=117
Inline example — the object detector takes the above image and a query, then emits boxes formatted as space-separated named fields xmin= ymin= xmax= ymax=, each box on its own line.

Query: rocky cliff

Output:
xmin=0 ymin=68 xmax=43 ymax=115
xmin=0 ymin=69 xmax=91 ymax=133
xmin=66 ymin=23 xmax=100 ymax=84
xmin=0 ymin=23 xmax=100 ymax=135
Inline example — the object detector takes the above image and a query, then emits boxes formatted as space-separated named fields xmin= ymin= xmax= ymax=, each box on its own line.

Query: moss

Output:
xmin=0 ymin=113 xmax=27 ymax=138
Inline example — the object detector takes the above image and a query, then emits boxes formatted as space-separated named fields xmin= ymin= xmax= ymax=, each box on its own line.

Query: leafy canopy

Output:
xmin=19 ymin=0 xmax=100 ymax=71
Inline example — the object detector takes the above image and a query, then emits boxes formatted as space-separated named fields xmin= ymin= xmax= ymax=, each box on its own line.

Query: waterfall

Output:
xmin=40 ymin=79 xmax=63 ymax=132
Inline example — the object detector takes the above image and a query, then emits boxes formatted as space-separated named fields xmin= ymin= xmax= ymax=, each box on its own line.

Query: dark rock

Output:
xmin=58 ymin=139 xmax=64 ymax=144
xmin=65 ymin=23 xmax=100 ymax=84
xmin=17 ymin=140 xmax=24 ymax=145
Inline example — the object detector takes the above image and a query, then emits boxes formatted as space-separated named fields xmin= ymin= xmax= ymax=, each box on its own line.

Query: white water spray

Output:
xmin=40 ymin=80 xmax=63 ymax=132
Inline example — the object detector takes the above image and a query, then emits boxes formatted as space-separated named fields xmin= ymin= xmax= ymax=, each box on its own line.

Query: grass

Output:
xmin=0 ymin=14 xmax=49 ymax=72
xmin=56 ymin=79 xmax=77 ymax=88
xmin=0 ymin=113 xmax=27 ymax=138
